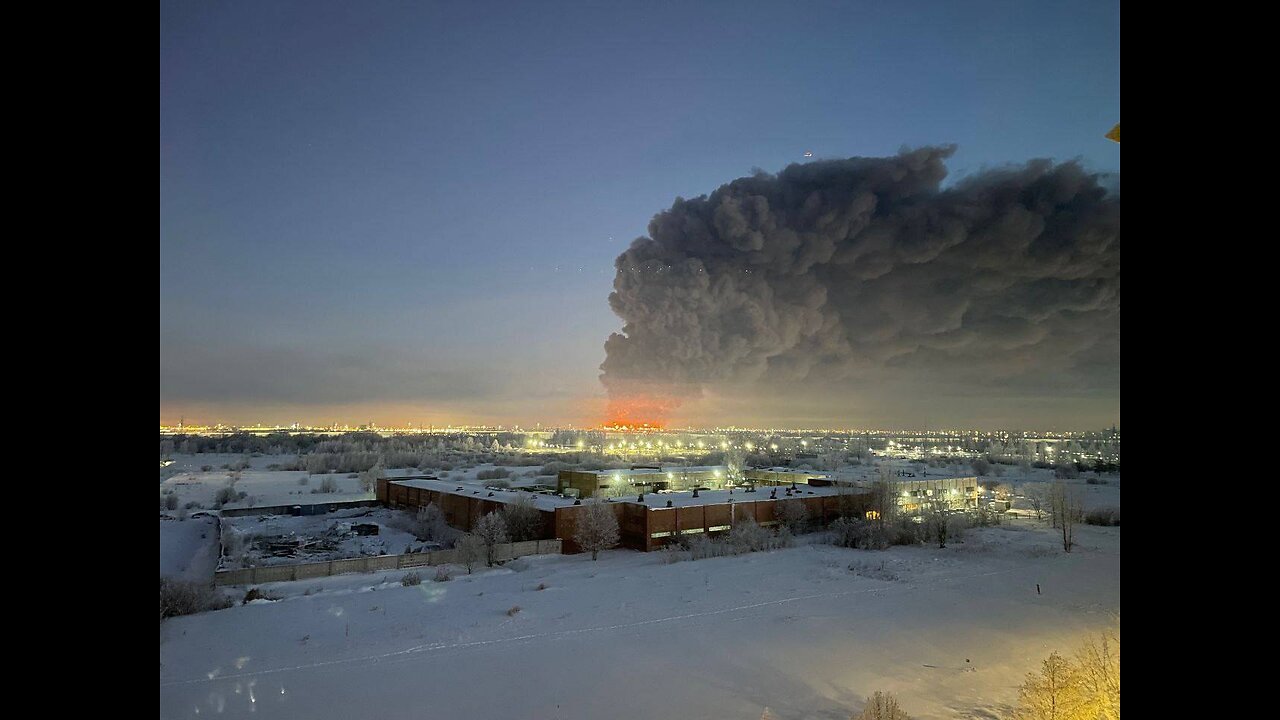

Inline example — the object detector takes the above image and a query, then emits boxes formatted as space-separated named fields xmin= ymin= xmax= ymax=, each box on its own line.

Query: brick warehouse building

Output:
xmin=378 ymin=476 xmax=875 ymax=554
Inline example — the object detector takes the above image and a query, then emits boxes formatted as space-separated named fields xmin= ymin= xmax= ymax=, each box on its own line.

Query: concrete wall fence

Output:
xmin=214 ymin=539 xmax=562 ymax=586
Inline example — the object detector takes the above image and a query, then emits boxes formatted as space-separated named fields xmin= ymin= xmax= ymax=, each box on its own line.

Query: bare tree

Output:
xmin=574 ymin=499 xmax=619 ymax=560
xmin=856 ymin=690 xmax=911 ymax=719
xmin=474 ymin=512 xmax=509 ymax=566
xmin=1024 ymin=483 xmax=1048 ymax=521
xmin=455 ymin=533 xmax=484 ymax=574
xmin=1049 ymin=480 xmax=1081 ymax=553
xmin=1072 ymin=631 xmax=1120 ymax=720
xmin=501 ymin=494 xmax=544 ymax=542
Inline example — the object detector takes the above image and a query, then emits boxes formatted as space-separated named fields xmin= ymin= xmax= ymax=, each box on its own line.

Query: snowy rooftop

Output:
xmin=573 ymin=465 xmax=728 ymax=477
xmin=628 ymin=485 xmax=846 ymax=509
xmin=390 ymin=476 xmax=848 ymax=511
xmin=392 ymin=477 xmax=582 ymax=509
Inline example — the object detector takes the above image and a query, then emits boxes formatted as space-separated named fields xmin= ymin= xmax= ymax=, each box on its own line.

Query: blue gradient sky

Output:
xmin=160 ymin=0 xmax=1120 ymax=429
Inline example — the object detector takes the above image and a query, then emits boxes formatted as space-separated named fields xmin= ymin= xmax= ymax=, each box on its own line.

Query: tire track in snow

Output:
xmin=160 ymin=564 xmax=1022 ymax=688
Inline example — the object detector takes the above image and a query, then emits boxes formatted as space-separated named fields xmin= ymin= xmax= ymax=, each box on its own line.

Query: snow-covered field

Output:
xmin=160 ymin=454 xmax=562 ymax=511
xmin=159 ymin=519 xmax=1119 ymax=720
xmin=160 ymin=466 xmax=374 ymax=509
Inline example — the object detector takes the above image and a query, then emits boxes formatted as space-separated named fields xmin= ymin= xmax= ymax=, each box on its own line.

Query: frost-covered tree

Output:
xmin=924 ymin=499 xmax=961 ymax=549
xmin=724 ymin=446 xmax=745 ymax=484
xmin=574 ymin=499 xmax=619 ymax=560
xmin=1013 ymin=652 xmax=1081 ymax=720
xmin=358 ymin=464 xmax=384 ymax=493
xmin=501 ymin=494 xmax=544 ymax=542
xmin=474 ymin=512 xmax=509 ymax=566
xmin=415 ymin=503 xmax=451 ymax=543
xmin=856 ymin=690 xmax=911 ymax=719
xmin=455 ymin=533 xmax=484 ymax=574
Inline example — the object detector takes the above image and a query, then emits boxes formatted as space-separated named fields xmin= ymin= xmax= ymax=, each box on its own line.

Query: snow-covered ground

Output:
xmin=160 ymin=455 xmax=561 ymax=511
xmin=159 ymin=519 xmax=1119 ymax=720
xmin=160 ymin=516 xmax=220 ymax=582
xmin=160 ymin=466 xmax=375 ymax=510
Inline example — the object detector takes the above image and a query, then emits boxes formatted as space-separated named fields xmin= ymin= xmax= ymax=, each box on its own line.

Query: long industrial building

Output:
xmin=378 ymin=468 xmax=982 ymax=555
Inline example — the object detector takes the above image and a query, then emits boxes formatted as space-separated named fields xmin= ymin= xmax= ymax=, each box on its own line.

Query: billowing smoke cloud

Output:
xmin=600 ymin=147 xmax=1119 ymax=424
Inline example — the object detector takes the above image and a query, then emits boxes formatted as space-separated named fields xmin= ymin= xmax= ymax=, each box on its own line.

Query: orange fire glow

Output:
xmin=600 ymin=389 xmax=681 ymax=431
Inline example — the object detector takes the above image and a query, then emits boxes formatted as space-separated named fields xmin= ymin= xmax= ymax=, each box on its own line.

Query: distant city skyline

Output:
xmin=161 ymin=1 xmax=1120 ymax=430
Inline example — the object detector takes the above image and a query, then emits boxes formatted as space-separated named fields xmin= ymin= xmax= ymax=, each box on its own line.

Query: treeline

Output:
xmin=160 ymin=431 xmax=540 ymax=457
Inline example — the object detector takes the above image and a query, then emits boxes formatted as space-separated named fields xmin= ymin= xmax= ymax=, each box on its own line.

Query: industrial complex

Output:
xmin=377 ymin=464 xmax=980 ymax=554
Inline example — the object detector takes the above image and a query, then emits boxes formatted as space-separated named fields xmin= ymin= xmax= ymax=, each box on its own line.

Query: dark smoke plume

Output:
xmin=600 ymin=147 xmax=1119 ymax=423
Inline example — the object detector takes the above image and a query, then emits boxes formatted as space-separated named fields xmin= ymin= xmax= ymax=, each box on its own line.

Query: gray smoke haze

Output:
xmin=601 ymin=147 xmax=1119 ymax=421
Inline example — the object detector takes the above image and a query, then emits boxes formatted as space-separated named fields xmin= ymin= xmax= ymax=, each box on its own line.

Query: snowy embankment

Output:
xmin=160 ymin=520 xmax=1119 ymax=720
xmin=159 ymin=516 xmax=219 ymax=582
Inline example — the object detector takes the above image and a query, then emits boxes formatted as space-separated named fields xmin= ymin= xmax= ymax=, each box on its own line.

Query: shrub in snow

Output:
xmin=160 ymin=579 xmax=231 ymax=621
xmin=539 ymin=460 xmax=574 ymax=476
xmin=318 ymin=476 xmax=339 ymax=493
xmin=727 ymin=517 xmax=772 ymax=553
xmin=775 ymin=499 xmax=810 ymax=534
xmin=848 ymin=561 xmax=899 ymax=582
xmin=889 ymin=517 xmax=925 ymax=546
xmin=456 ymin=533 xmax=484 ymax=574
xmin=856 ymin=690 xmax=911 ymax=719
xmin=200 ymin=465 xmax=213 ymax=472
xmin=687 ymin=534 xmax=734 ymax=560
xmin=476 ymin=468 xmax=512 ymax=480
xmin=830 ymin=517 xmax=888 ymax=550
xmin=1084 ymin=506 xmax=1121 ymax=526
xmin=968 ymin=506 xmax=1004 ymax=528
xmin=659 ymin=544 xmax=687 ymax=564
xmin=573 ymin=499 xmax=619 ymax=560
xmin=212 ymin=485 xmax=241 ymax=507
xmin=401 ymin=572 xmax=422 ymax=587
xmin=162 ymin=493 xmax=179 ymax=510
xmin=298 ymin=475 xmax=310 ymax=486
xmin=242 ymin=587 xmax=279 ymax=604
xmin=501 ymin=494 xmax=543 ymax=542
xmin=433 ymin=566 xmax=452 ymax=582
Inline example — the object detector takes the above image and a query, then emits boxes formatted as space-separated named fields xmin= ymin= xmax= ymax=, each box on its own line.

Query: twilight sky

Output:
xmin=160 ymin=0 xmax=1120 ymax=430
